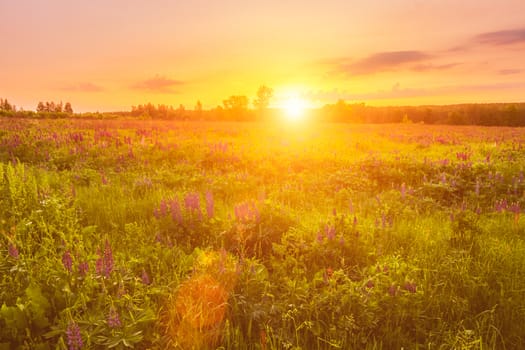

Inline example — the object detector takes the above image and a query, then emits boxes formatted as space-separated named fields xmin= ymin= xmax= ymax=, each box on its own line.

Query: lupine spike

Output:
xmin=66 ymin=321 xmax=83 ymax=350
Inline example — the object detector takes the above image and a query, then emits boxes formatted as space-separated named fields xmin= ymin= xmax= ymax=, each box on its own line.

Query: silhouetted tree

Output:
xmin=0 ymin=98 xmax=14 ymax=111
xmin=64 ymin=102 xmax=73 ymax=114
xmin=223 ymin=95 xmax=249 ymax=111
xmin=254 ymin=85 xmax=273 ymax=111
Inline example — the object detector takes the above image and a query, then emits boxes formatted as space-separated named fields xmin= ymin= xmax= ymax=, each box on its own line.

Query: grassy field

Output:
xmin=1 ymin=117 xmax=525 ymax=349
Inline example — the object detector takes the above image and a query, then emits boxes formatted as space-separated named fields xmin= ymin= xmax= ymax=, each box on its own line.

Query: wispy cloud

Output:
xmin=306 ymin=82 xmax=525 ymax=102
xmin=324 ymin=51 xmax=459 ymax=76
xmin=474 ymin=28 xmax=525 ymax=46
xmin=60 ymin=82 xmax=103 ymax=92
xmin=132 ymin=75 xmax=184 ymax=93
xmin=339 ymin=51 xmax=431 ymax=75
xmin=499 ymin=69 xmax=522 ymax=75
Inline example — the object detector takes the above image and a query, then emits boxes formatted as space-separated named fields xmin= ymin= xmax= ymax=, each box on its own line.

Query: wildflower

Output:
xmin=365 ymin=280 xmax=375 ymax=289
xmin=141 ymin=269 xmax=150 ymax=285
xmin=159 ymin=199 xmax=168 ymax=217
xmin=103 ymin=240 xmax=114 ymax=277
xmin=66 ymin=321 xmax=83 ymax=350
xmin=8 ymin=243 xmax=19 ymax=259
xmin=107 ymin=307 xmax=122 ymax=328
xmin=170 ymin=199 xmax=182 ymax=224
xmin=325 ymin=225 xmax=336 ymax=240
xmin=404 ymin=281 xmax=417 ymax=293
xmin=95 ymin=248 xmax=103 ymax=275
xmin=388 ymin=284 xmax=398 ymax=297
xmin=62 ymin=250 xmax=73 ymax=272
xmin=78 ymin=261 xmax=89 ymax=276
xmin=206 ymin=191 xmax=214 ymax=218
xmin=400 ymin=182 xmax=406 ymax=199
xmin=316 ymin=230 xmax=324 ymax=243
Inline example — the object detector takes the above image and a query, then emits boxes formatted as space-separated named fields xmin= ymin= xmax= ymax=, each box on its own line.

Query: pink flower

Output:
xmin=107 ymin=307 xmax=122 ymax=328
xmin=8 ymin=243 xmax=19 ymax=259
xmin=66 ymin=321 xmax=83 ymax=350
xmin=62 ymin=250 xmax=73 ymax=272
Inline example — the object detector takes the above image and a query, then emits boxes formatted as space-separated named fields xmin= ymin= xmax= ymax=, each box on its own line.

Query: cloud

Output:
xmin=343 ymin=51 xmax=430 ymax=75
xmin=132 ymin=75 xmax=184 ymax=93
xmin=474 ymin=28 xmax=525 ymax=46
xmin=306 ymin=82 xmax=525 ymax=102
xmin=60 ymin=82 xmax=103 ymax=92
xmin=498 ymin=69 xmax=522 ymax=75
xmin=327 ymin=51 xmax=459 ymax=76
xmin=412 ymin=62 xmax=461 ymax=72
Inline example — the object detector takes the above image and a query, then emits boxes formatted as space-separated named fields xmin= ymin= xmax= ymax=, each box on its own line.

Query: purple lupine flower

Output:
xmin=103 ymin=240 xmax=114 ymax=277
xmin=78 ymin=261 xmax=89 ymax=276
xmin=159 ymin=199 xmax=168 ymax=217
xmin=475 ymin=179 xmax=480 ymax=196
xmin=400 ymin=182 xmax=406 ymax=199
xmin=184 ymin=192 xmax=202 ymax=219
xmin=95 ymin=248 xmax=103 ymax=275
xmin=365 ymin=280 xmax=374 ymax=289
xmin=62 ymin=250 xmax=73 ymax=273
xmin=107 ymin=307 xmax=122 ymax=328
xmin=101 ymin=173 xmax=108 ymax=185
xmin=316 ymin=230 xmax=324 ymax=243
xmin=404 ymin=282 xmax=417 ymax=293
xmin=170 ymin=199 xmax=182 ymax=224
xmin=141 ymin=269 xmax=150 ymax=285
xmin=353 ymin=215 xmax=358 ymax=228
xmin=348 ymin=200 xmax=354 ymax=214
xmin=509 ymin=202 xmax=520 ymax=214
xmin=388 ymin=284 xmax=398 ymax=297
xmin=8 ymin=243 xmax=19 ymax=259
xmin=205 ymin=191 xmax=214 ymax=219
xmin=325 ymin=225 xmax=336 ymax=241
xmin=66 ymin=321 xmax=83 ymax=350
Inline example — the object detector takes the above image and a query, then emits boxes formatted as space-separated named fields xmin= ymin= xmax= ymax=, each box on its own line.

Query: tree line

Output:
xmin=0 ymin=98 xmax=74 ymax=117
xmin=1 ymin=92 xmax=524 ymax=126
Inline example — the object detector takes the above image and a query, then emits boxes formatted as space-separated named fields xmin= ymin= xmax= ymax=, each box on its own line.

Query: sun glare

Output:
xmin=282 ymin=96 xmax=307 ymax=122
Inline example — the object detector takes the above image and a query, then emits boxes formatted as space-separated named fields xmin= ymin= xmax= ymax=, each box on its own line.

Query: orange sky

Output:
xmin=1 ymin=0 xmax=525 ymax=112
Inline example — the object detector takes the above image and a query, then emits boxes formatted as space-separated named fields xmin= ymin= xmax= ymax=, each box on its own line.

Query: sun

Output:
xmin=282 ymin=96 xmax=307 ymax=122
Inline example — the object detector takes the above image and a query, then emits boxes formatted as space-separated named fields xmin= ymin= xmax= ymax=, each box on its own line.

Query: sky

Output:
xmin=1 ymin=0 xmax=524 ymax=112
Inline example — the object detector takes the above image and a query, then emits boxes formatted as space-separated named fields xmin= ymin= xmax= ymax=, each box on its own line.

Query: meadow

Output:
xmin=1 ymin=117 xmax=525 ymax=349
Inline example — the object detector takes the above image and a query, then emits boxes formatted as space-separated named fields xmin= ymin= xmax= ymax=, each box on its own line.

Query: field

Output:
xmin=1 ymin=117 xmax=525 ymax=349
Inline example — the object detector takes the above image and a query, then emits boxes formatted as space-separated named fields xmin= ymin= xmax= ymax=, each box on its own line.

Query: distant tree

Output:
xmin=0 ymin=98 xmax=13 ymax=111
xmin=254 ymin=85 xmax=273 ymax=111
xmin=64 ymin=102 xmax=73 ymax=114
xmin=37 ymin=101 xmax=45 ymax=112
xmin=195 ymin=100 xmax=203 ymax=112
xmin=56 ymin=101 xmax=63 ymax=113
xmin=223 ymin=95 xmax=249 ymax=111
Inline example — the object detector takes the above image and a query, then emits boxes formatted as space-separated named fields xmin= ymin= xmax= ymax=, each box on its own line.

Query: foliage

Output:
xmin=1 ymin=118 xmax=525 ymax=349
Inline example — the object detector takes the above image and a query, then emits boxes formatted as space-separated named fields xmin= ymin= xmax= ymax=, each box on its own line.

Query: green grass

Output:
xmin=1 ymin=118 xmax=525 ymax=349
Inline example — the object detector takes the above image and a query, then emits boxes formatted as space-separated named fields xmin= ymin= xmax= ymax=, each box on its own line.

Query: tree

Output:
xmin=195 ymin=100 xmax=202 ymax=112
xmin=64 ymin=102 xmax=73 ymax=114
xmin=0 ymin=98 xmax=13 ymax=111
xmin=223 ymin=95 xmax=249 ymax=111
xmin=254 ymin=85 xmax=273 ymax=111
xmin=37 ymin=102 xmax=45 ymax=112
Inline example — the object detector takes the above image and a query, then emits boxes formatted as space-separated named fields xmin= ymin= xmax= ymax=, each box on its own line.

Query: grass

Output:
xmin=0 ymin=117 xmax=525 ymax=349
